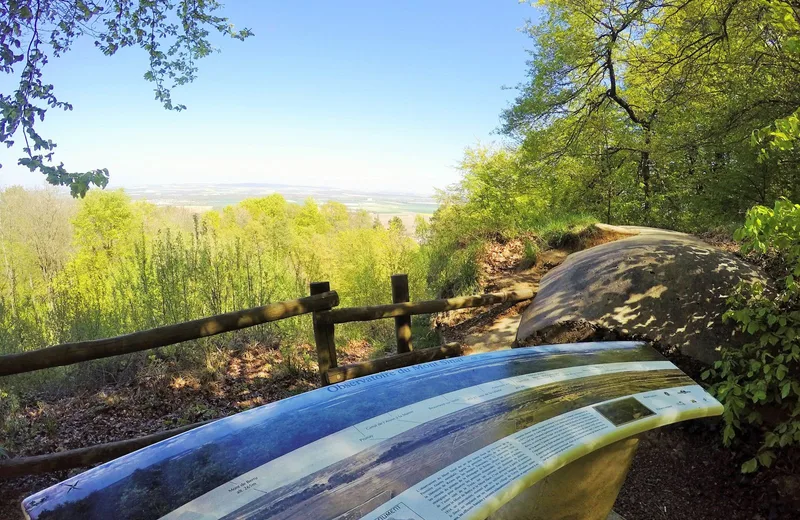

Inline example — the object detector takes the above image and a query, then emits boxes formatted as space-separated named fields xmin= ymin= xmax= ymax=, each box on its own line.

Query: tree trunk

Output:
xmin=641 ymin=150 xmax=651 ymax=213
xmin=640 ymin=128 xmax=652 ymax=216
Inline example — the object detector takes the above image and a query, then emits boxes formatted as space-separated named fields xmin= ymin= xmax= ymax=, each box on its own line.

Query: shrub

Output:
xmin=0 ymin=189 xmax=431 ymax=394
xmin=523 ymin=239 xmax=539 ymax=266
xmin=703 ymin=199 xmax=800 ymax=472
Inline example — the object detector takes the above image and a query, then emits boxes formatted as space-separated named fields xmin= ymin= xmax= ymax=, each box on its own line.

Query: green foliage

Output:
xmin=277 ymin=342 xmax=314 ymax=379
xmin=523 ymin=239 xmax=539 ymax=266
xmin=72 ymin=190 xmax=137 ymax=261
xmin=501 ymin=0 xmax=800 ymax=230
xmin=420 ymin=144 xmax=597 ymax=297
xmin=0 ymin=387 xmax=21 ymax=455
xmin=0 ymin=388 xmax=20 ymax=429
xmin=0 ymin=188 xmax=430 ymax=392
xmin=703 ymin=199 xmax=800 ymax=472
xmin=0 ymin=1 xmax=252 ymax=195
xmin=752 ymin=1 xmax=800 ymax=157
xmin=388 ymin=216 xmax=406 ymax=234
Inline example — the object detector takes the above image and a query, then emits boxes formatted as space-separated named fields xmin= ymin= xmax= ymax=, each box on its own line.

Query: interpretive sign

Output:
xmin=22 ymin=342 xmax=722 ymax=520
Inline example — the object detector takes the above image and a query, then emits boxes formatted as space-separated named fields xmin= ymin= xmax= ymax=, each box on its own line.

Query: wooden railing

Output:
xmin=310 ymin=277 xmax=534 ymax=384
xmin=0 ymin=275 xmax=534 ymax=478
xmin=0 ymin=292 xmax=340 ymax=377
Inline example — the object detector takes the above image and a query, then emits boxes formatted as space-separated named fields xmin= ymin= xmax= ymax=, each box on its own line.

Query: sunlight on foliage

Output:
xmin=703 ymin=199 xmax=800 ymax=473
xmin=503 ymin=0 xmax=800 ymax=230
xmin=421 ymin=144 xmax=596 ymax=297
xmin=0 ymin=188 xmax=428 ymax=390
xmin=752 ymin=1 xmax=800 ymax=158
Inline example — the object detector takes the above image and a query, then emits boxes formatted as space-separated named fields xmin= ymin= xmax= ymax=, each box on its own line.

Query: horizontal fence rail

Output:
xmin=0 ymin=274 xmax=539 ymax=479
xmin=0 ymin=420 xmax=214 ymax=478
xmin=0 ymin=291 xmax=339 ymax=377
xmin=318 ymin=289 xmax=535 ymax=325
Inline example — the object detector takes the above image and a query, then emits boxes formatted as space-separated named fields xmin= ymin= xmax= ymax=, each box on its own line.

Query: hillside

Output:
xmin=0 ymin=225 xmax=612 ymax=519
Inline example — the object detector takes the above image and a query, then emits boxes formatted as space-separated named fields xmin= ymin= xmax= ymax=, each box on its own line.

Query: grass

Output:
xmin=524 ymin=213 xmax=599 ymax=248
xmin=427 ymin=212 xmax=599 ymax=298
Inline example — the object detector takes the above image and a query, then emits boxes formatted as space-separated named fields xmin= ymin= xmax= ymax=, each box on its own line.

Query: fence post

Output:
xmin=311 ymin=281 xmax=337 ymax=384
xmin=391 ymin=274 xmax=413 ymax=353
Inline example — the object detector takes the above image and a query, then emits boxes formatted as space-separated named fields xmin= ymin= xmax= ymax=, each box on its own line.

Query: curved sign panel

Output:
xmin=22 ymin=342 xmax=722 ymax=520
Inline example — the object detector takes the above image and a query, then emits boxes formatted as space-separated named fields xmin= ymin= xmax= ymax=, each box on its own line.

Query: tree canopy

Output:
xmin=493 ymin=0 xmax=800 ymax=229
xmin=0 ymin=0 xmax=251 ymax=196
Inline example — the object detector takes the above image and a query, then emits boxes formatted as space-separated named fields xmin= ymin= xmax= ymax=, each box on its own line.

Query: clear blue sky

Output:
xmin=0 ymin=1 xmax=539 ymax=195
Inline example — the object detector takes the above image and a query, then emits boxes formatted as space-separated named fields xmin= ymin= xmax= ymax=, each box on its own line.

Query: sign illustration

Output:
xmin=22 ymin=342 xmax=722 ymax=520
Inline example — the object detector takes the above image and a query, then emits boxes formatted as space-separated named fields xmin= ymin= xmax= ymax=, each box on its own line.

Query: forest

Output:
xmin=436 ymin=0 xmax=800 ymax=230
xmin=1 ymin=1 xmax=800 ymax=516
xmin=0 ymin=188 xmax=430 ymax=388
xmin=2 ymin=0 xmax=800 ymax=447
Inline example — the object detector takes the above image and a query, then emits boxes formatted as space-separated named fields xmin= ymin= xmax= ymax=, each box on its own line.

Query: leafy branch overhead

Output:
xmin=752 ymin=0 xmax=800 ymax=157
xmin=0 ymin=0 xmax=252 ymax=196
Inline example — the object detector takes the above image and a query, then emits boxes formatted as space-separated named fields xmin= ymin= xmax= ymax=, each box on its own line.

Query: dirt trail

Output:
xmin=460 ymin=248 xmax=568 ymax=355
xmin=443 ymin=226 xmax=632 ymax=356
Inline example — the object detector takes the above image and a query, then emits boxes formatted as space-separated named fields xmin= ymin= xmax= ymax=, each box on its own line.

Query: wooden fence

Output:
xmin=0 ymin=275 xmax=533 ymax=478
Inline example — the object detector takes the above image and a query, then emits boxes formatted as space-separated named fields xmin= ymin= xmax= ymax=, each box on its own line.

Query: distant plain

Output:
xmin=125 ymin=183 xmax=438 ymax=230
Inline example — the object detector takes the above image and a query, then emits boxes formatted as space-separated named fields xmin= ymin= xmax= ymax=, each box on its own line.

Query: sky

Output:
xmin=0 ymin=1 xmax=539 ymax=195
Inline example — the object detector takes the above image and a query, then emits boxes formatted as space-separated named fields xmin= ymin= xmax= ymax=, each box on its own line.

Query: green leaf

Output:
xmin=741 ymin=458 xmax=758 ymax=473
xmin=757 ymin=450 xmax=775 ymax=468
xmin=765 ymin=432 xmax=779 ymax=447
xmin=723 ymin=424 xmax=736 ymax=445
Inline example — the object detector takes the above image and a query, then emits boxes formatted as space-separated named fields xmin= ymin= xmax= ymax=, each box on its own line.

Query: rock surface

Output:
xmin=515 ymin=225 xmax=770 ymax=364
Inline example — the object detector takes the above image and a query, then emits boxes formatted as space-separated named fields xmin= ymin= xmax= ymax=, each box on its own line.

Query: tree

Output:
xmin=752 ymin=1 xmax=800 ymax=156
xmin=0 ymin=186 xmax=73 ymax=282
xmin=502 ymin=0 xmax=800 ymax=228
xmin=0 ymin=1 xmax=252 ymax=196
xmin=503 ymin=0 xmax=660 ymax=216
xmin=388 ymin=216 xmax=406 ymax=235
xmin=72 ymin=188 xmax=136 ymax=260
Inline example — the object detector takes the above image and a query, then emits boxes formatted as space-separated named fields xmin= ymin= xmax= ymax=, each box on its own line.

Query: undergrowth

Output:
xmin=703 ymin=199 xmax=800 ymax=473
xmin=420 ymin=208 xmax=597 ymax=298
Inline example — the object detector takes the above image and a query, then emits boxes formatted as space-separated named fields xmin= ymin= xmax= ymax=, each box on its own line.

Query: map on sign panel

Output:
xmin=22 ymin=342 xmax=722 ymax=520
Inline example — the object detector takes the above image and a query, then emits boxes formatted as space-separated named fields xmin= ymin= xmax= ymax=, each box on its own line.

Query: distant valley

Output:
xmin=124 ymin=183 xmax=439 ymax=230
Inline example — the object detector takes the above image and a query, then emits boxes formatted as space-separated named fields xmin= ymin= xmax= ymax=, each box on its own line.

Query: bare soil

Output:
xmin=617 ymin=422 xmax=798 ymax=520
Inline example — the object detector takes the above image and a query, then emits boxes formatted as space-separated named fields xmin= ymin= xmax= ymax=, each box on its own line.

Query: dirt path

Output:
xmin=450 ymin=226 xmax=630 ymax=356
xmin=460 ymin=249 xmax=568 ymax=355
